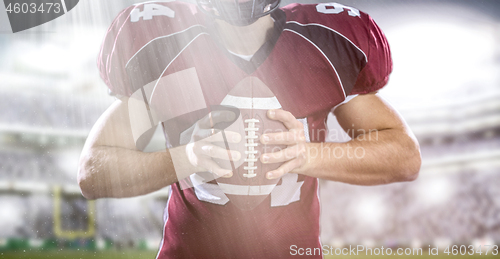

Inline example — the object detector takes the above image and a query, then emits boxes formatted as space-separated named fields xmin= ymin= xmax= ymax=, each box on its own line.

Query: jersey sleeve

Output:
xmin=350 ymin=15 xmax=392 ymax=95
xmin=281 ymin=3 xmax=392 ymax=97
xmin=97 ymin=1 xmax=203 ymax=97
xmin=97 ymin=4 xmax=138 ymax=97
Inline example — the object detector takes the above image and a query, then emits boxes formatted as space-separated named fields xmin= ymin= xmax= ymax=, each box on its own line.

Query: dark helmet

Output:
xmin=197 ymin=0 xmax=281 ymax=26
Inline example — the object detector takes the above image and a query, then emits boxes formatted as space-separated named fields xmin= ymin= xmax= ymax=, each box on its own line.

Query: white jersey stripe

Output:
xmin=218 ymin=183 xmax=277 ymax=196
xmin=150 ymin=33 xmax=208 ymax=102
xmin=332 ymin=94 xmax=358 ymax=112
xmin=284 ymin=28 xmax=346 ymax=99
xmin=125 ymin=24 xmax=207 ymax=68
xmin=286 ymin=21 xmax=368 ymax=63
xmin=220 ymin=95 xmax=282 ymax=110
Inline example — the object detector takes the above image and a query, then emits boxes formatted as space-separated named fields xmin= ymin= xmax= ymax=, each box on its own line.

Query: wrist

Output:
xmin=293 ymin=142 xmax=317 ymax=175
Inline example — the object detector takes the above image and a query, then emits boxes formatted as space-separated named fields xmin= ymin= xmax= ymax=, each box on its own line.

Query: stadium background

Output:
xmin=0 ymin=0 xmax=499 ymax=258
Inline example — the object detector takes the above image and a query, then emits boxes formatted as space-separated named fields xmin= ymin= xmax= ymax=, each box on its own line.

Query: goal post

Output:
xmin=53 ymin=186 xmax=96 ymax=239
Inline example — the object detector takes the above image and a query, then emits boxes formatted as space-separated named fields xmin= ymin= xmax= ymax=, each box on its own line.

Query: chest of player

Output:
xmin=162 ymin=32 xmax=347 ymax=120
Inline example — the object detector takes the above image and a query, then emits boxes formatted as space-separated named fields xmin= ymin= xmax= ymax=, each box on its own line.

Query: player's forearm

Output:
xmin=78 ymin=146 xmax=176 ymax=199
xmin=297 ymin=128 xmax=421 ymax=185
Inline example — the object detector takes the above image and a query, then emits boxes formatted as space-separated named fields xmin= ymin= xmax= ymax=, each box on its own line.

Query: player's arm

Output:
xmin=78 ymin=97 xmax=240 ymax=199
xmin=77 ymin=97 xmax=179 ymax=199
xmin=260 ymin=92 xmax=421 ymax=185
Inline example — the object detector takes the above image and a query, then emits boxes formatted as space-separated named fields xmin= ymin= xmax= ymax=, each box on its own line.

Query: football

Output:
xmin=213 ymin=76 xmax=287 ymax=210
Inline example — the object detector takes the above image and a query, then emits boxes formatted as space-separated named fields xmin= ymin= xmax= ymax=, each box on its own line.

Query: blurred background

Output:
xmin=0 ymin=0 xmax=499 ymax=257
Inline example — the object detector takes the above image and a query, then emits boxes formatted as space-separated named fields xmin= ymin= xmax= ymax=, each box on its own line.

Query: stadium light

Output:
xmin=55 ymin=148 xmax=82 ymax=181
xmin=354 ymin=196 xmax=385 ymax=226
xmin=18 ymin=43 xmax=69 ymax=75
xmin=15 ymin=26 xmax=105 ymax=78
xmin=382 ymin=19 xmax=497 ymax=110
xmin=417 ymin=176 xmax=454 ymax=206
xmin=0 ymin=198 xmax=24 ymax=237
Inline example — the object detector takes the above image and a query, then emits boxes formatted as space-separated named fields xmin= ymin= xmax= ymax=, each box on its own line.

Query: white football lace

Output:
xmin=243 ymin=118 xmax=259 ymax=178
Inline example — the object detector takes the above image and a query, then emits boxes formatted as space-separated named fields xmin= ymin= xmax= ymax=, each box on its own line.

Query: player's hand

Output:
xmin=260 ymin=109 xmax=307 ymax=179
xmin=186 ymin=110 xmax=242 ymax=178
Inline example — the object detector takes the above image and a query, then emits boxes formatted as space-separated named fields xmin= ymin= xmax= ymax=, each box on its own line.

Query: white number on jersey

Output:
xmin=316 ymin=3 xmax=360 ymax=17
xmin=130 ymin=3 xmax=175 ymax=22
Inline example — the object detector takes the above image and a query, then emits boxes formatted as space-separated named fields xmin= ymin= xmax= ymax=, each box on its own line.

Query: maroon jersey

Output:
xmin=98 ymin=1 xmax=391 ymax=258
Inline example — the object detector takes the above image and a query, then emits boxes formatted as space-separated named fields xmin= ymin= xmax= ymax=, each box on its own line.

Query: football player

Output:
xmin=78 ymin=0 xmax=421 ymax=257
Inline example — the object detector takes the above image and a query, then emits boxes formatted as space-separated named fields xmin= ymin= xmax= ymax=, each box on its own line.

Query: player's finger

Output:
xmin=267 ymin=109 xmax=303 ymax=130
xmin=261 ymin=144 xmax=304 ymax=164
xmin=265 ymin=158 xmax=303 ymax=179
xmin=194 ymin=142 xmax=241 ymax=161
xmin=260 ymin=131 xmax=305 ymax=145
xmin=197 ymin=158 xmax=233 ymax=178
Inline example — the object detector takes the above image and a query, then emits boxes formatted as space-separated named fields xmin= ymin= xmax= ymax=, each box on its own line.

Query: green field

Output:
xmin=0 ymin=250 xmax=158 ymax=259
xmin=1 ymin=251 xmax=498 ymax=259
